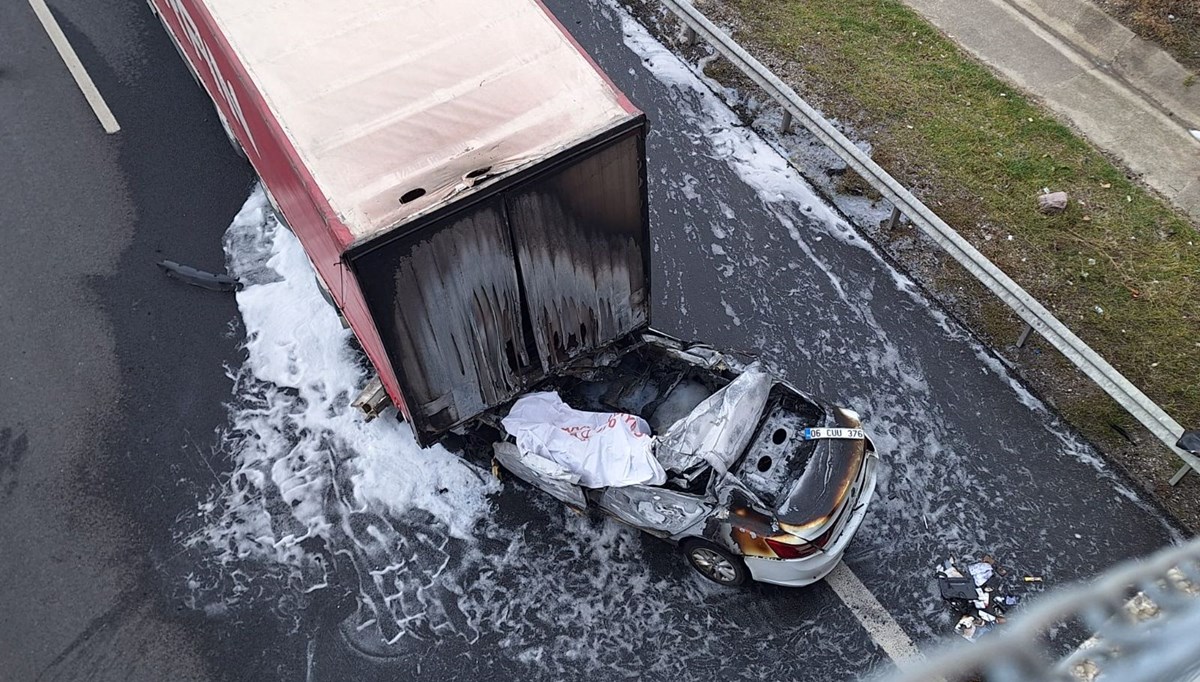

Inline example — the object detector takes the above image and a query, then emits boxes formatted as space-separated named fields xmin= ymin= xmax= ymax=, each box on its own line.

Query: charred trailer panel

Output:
xmin=347 ymin=121 xmax=650 ymax=446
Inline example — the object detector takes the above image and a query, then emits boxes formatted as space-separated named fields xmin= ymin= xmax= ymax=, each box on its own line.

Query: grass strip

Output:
xmin=722 ymin=0 xmax=1200 ymax=442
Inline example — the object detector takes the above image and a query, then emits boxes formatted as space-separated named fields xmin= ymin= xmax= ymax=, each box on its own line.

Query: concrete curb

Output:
xmin=902 ymin=0 xmax=1200 ymax=222
xmin=1008 ymin=0 xmax=1199 ymax=128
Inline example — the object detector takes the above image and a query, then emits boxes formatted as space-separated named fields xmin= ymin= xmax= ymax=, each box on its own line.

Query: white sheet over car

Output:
xmin=502 ymin=392 xmax=666 ymax=488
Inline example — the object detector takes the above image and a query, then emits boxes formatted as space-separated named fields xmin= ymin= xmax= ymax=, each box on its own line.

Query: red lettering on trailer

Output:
xmin=161 ymin=0 xmax=257 ymax=157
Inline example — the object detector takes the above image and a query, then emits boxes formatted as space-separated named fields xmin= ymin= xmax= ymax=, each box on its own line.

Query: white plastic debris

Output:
xmin=502 ymin=391 xmax=665 ymax=488
xmin=938 ymin=558 xmax=964 ymax=578
xmin=968 ymin=561 xmax=995 ymax=586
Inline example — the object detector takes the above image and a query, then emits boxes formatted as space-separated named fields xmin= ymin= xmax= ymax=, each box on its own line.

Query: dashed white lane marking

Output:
xmin=28 ymin=0 xmax=120 ymax=134
xmin=826 ymin=562 xmax=925 ymax=670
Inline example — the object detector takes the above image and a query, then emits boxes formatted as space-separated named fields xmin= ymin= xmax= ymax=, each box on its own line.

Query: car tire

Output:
xmin=681 ymin=538 xmax=748 ymax=587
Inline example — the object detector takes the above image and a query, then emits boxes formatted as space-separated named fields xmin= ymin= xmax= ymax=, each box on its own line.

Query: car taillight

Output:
xmin=764 ymin=536 xmax=819 ymax=560
xmin=811 ymin=523 xmax=838 ymax=549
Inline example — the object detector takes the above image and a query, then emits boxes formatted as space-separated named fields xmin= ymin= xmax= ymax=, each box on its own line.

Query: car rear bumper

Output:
xmin=743 ymin=452 xmax=879 ymax=587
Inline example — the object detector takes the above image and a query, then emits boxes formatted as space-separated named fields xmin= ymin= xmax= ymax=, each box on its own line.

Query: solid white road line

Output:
xmin=826 ymin=562 xmax=925 ymax=670
xmin=27 ymin=0 xmax=120 ymax=134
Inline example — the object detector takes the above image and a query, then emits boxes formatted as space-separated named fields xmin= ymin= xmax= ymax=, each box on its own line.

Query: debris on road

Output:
xmin=967 ymin=561 xmax=994 ymax=586
xmin=938 ymin=576 xmax=978 ymax=600
xmin=157 ymin=260 xmax=240 ymax=292
xmin=954 ymin=614 xmax=994 ymax=642
xmin=936 ymin=555 xmax=1033 ymax=642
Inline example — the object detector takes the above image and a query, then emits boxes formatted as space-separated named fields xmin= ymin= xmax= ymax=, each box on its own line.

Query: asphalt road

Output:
xmin=0 ymin=0 xmax=1182 ymax=680
xmin=0 ymin=0 xmax=256 ymax=678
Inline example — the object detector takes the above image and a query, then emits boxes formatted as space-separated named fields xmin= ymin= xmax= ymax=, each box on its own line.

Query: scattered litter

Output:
xmin=937 ymin=557 xmax=964 ymax=579
xmin=157 ymin=260 xmax=241 ymax=292
xmin=936 ymin=554 xmax=1037 ymax=643
xmin=1190 ymin=130 xmax=1200 ymax=142
xmin=955 ymin=615 xmax=993 ymax=642
xmin=1087 ymin=258 xmax=1097 ymax=266
xmin=1100 ymin=182 xmax=1112 ymax=188
xmin=1094 ymin=306 xmax=1104 ymax=315
xmin=1023 ymin=575 xmax=1044 ymax=583
xmin=938 ymin=577 xmax=978 ymax=601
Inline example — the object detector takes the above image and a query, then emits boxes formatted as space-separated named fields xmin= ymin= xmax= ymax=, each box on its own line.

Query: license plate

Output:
xmin=803 ymin=427 xmax=865 ymax=440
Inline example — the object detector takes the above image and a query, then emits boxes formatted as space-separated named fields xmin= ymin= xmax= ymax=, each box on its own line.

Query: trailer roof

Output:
xmin=204 ymin=0 xmax=637 ymax=241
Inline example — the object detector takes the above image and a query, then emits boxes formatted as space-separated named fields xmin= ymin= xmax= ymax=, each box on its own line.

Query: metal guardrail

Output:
xmin=656 ymin=0 xmax=1200 ymax=483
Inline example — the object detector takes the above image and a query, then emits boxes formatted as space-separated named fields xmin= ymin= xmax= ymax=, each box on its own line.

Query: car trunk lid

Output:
xmin=775 ymin=407 xmax=868 ymax=534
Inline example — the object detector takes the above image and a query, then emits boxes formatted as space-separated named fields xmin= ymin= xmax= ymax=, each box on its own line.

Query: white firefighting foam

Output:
xmin=180 ymin=189 xmax=876 ymax=678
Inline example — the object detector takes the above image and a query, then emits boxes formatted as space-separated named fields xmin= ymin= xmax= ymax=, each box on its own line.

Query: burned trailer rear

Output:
xmin=347 ymin=121 xmax=651 ymax=445
xmin=151 ymin=0 xmax=650 ymax=446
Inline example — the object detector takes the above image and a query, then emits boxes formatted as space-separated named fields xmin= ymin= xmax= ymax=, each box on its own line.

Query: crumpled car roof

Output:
xmin=655 ymin=364 xmax=772 ymax=476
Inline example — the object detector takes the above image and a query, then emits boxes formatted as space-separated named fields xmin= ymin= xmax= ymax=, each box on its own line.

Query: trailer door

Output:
xmin=505 ymin=130 xmax=648 ymax=372
xmin=351 ymin=198 xmax=533 ymax=434
xmin=348 ymin=123 xmax=649 ymax=445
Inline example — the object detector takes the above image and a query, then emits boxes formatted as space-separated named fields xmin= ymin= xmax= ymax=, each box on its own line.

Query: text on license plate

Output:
xmin=803 ymin=427 xmax=865 ymax=440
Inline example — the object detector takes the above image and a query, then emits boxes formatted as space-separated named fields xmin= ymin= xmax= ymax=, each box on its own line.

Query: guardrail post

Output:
xmin=1016 ymin=323 xmax=1034 ymax=348
xmin=1170 ymin=464 xmax=1190 ymax=485
xmin=1171 ymin=431 xmax=1200 ymax=484
xmin=780 ymin=110 xmax=793 ymax=134
xmin=886 ymin=205 xmax=901 ymax=230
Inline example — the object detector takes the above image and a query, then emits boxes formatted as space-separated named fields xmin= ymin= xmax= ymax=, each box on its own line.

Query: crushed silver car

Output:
xmin=491 ymin=331 xmax=879 ymax=587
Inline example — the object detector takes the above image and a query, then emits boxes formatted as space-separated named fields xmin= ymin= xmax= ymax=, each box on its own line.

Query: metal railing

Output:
xmin=884 ymin=536 xmax=1200 ymax=681
xmin=657 ymin=0 xmax=1200 ymax=483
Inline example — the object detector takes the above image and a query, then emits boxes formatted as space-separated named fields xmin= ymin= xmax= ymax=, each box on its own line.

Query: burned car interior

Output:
xmin=541 ymin=342 xmax=729 ymax=496
xmin=515 ymin=335 xmax=825 ymax=504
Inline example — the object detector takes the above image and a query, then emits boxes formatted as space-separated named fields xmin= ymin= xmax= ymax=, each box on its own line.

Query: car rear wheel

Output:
xmin=682 ymin=538 xmax=748 ymax=587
